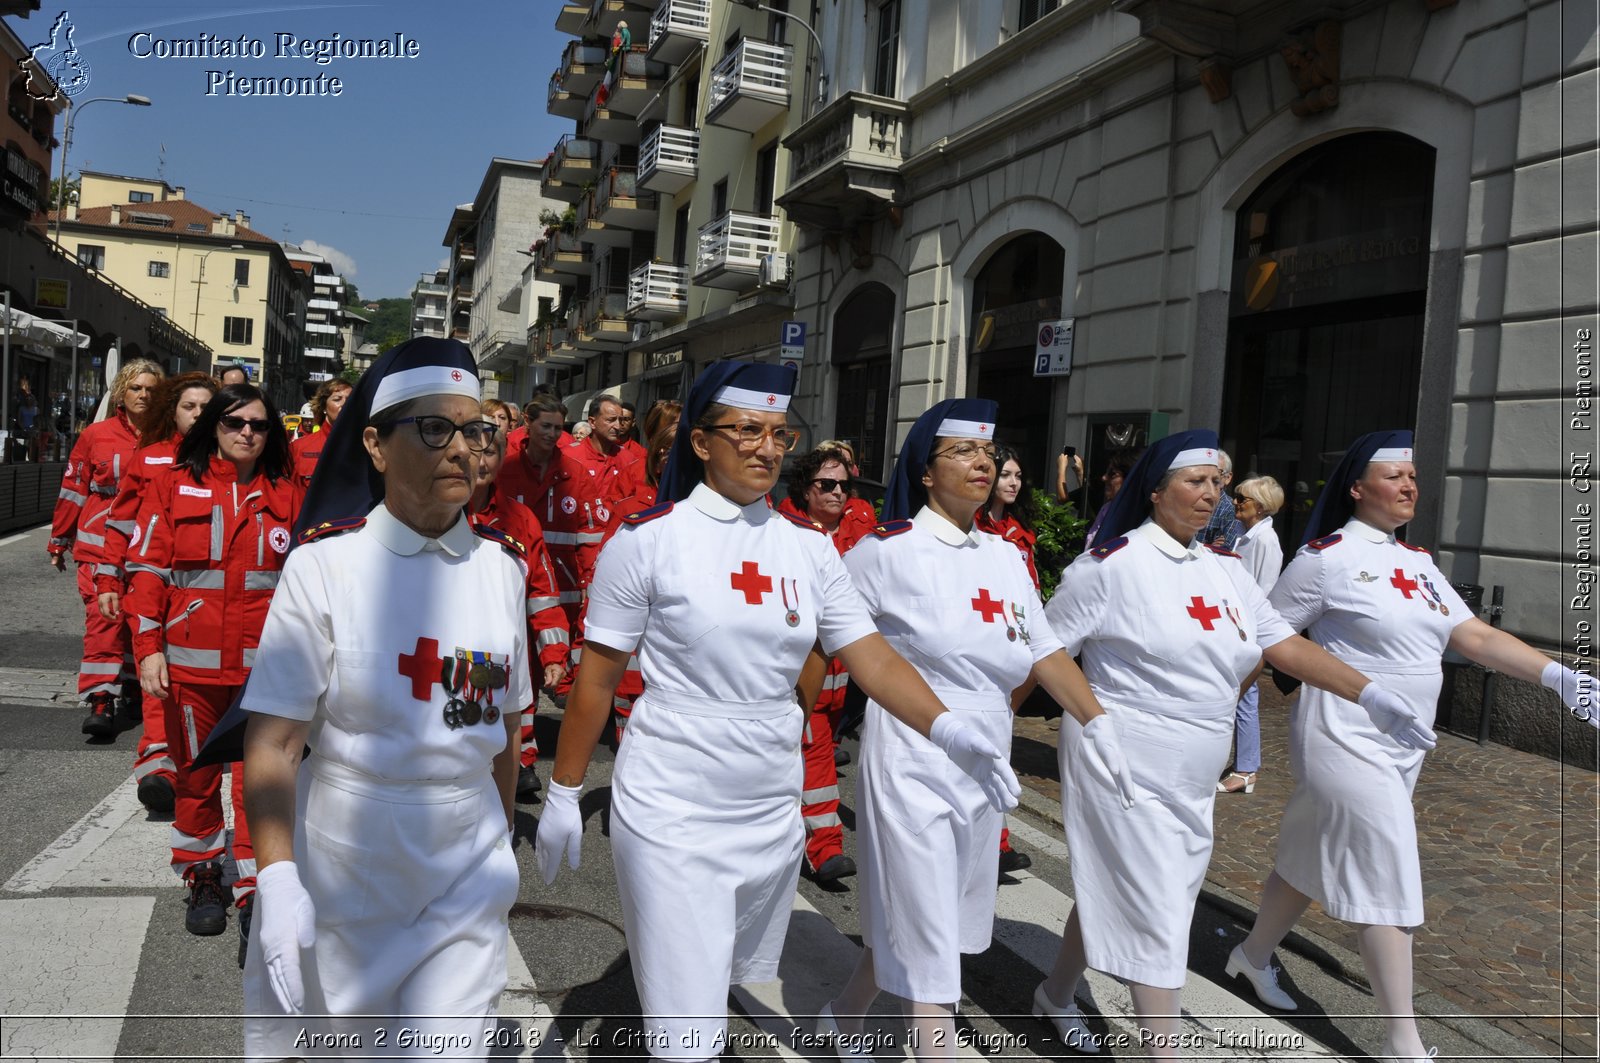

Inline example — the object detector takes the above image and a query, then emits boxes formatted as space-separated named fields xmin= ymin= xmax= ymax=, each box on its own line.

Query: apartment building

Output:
xmin=53 ymin=171 xmax=304 ymax=409
xmin=411 ymin=268 xmax=449 ymax=340
xmin=284 ymin=243 xmax=347 ymax=387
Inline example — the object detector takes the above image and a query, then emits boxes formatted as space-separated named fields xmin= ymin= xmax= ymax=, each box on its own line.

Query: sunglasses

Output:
xmin=219 ymin=414 xmax=272 ymax=434
xmin=810 ymin=477 xmax=851 ymax=494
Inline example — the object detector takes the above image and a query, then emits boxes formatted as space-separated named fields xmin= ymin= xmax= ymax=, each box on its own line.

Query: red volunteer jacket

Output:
xmin=95 ymin=434 xmax=181 ymax=593
xmin=470 ymin=486 xmax=571 ymax=672
xmin=49 ymin=409 xmax=143 ymax=565
xmin=499 ymin=434 xmax=607 ymax=606
xmin=975 ymin=508 xmax=1041 ymax=591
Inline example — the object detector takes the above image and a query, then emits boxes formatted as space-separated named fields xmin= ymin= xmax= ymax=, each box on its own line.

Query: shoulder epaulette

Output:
xmin=1399 ymin=539 xmax=1431 ymax=554
xmin=472 ymin=522 xmax=526 ymax=558
xmin=298 ymin=516 xmax=366 ymax=544
xmin=621 ymin=501 xmax=674 ymax=525
xmin=1206 ymin=543 xmax=1241 ymax=559
xmin=780 ymin=509 xmax=825 ymax=533
xmin=1090 ymin=535 xmax=1129 ymax=559
xmin=871 ymin=519 xmax=914 ymax=539
xmin=1307 ymin=533 xmax=1343 ymax=551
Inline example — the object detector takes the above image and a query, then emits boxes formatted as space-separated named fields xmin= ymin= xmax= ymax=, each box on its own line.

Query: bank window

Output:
xmin=147 ymin=260 xmax=170 ymax=278
xmin=128 ymin=190 xmax=153 ymax=203
xmin=873 ymin=0 xmax=900 ymax=97
xmin=1019 ymin=0 xmax=1058 ymax=29
xmin=77 ymin=244 xmax=105 ymax=270
xmin=234 ymin=258 xmax=250 ymax=286
xmin=223 ymin=316 xmax=253 ymax=345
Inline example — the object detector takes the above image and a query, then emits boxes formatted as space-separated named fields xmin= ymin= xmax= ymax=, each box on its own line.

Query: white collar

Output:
xmin=688 ymin=481 xmax=771 ymax=525
xmin=367 ymin=502 xmax=474 ymax=557
xmin=1135 ymin=517 xmax=1200 ymax=560
xmin=1344 ymin=517 xmax=1396 ymax=544
xmin=1242 ymin=514 xmax=1274 ymax=541
xmin=913 ymin=505 xmax=980 ymax=547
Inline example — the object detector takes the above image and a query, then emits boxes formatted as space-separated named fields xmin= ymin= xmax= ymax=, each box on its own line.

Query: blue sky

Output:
xmin=17 ymin=1 xmax=572 ymax=298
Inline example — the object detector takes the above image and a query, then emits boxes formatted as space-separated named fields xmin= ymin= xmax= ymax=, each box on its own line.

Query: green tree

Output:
xmin=1030 ymin=489 xmax=1088 ymax=600
xmin=47 ymin=175 xmax=78 ymax=214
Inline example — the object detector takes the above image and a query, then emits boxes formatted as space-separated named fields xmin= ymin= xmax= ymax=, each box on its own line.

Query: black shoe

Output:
xmin=237 ymin=895 xmax=252 ymax=969
xmin=184 ymin=861 xmax=228 ymax=936
xmin=117 ymin=682 xmax=143 ymax=722
xmin=81 ymin=694 xmax=117 ymax=738
xmin=998 ymin=848 xmax=1033 ymax=876
xmin=814 ymin=854 xmax=857 ymax=884
xmin=516 ymin=765 xmax=542 ymax=803
xmin=137 ymin=774 xmax=175 ymax=814
xmin=833 ymin=746 xmax=851 ymax=767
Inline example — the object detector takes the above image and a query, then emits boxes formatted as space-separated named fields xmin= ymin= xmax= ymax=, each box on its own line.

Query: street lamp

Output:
xmin=52 ymin=94 xmax=154 ymax=246
xmin=192 ymin=242 xmax=245 ymax=342
xmin=733 ymin=0 xmax=828 ymax=112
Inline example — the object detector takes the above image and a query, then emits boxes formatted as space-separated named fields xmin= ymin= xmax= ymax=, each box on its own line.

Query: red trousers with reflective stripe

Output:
xmin=168 ymin=681 xmax=254 ymax=903
xmin=75 ymin=563 xmax=131 ymax=698
xmin=133 ymin=686 xmax=175 ymax=785
xmin=801 ymin=709 xmax=844 ymax=870
xmin=529 ymin=599 xmax=585 ymax=766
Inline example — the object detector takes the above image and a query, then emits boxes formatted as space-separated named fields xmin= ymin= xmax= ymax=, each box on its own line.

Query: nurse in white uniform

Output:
xmin=534 ymin=362 xmax=1025 ymax=1062
xmin=237 ymin=339 xmax=531 ymax=1060
xmin=817 ymin=400 xmax=1135 ymax=1060
xmin=1035 ymin=429 xmax=1430 ymax=1060
xmin=1230 ymin=430 xmax=1597 ymax=1063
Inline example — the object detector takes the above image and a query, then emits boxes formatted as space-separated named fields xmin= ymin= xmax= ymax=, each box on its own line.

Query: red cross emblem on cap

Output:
xmin=979 ymin=424 xmax=988 ymax=432
xmin=451 ymin=370 xmax=463 ymax=382
xmin=766 ymin=394 xmax=776 ymax=405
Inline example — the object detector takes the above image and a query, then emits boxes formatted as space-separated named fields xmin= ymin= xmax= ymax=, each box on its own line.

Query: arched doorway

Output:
xmin=1221 ymin=131 xmax=1434 ymax=546
xmin=831 ymin=283 xmax=895 ymax=481
xmin=967 ymin=232 xmax=1064 ymax=486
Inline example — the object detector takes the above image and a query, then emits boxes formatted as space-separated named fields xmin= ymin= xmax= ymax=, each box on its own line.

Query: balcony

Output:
xmin=558 ymin=40 xmax=608 ymax=96
xmin=585 ymin=0 xmax=654 ymax=40
xmin=777 ymin=91 xmax=910 ymax=230
xmin=639 ymin=124 xmax=698 ymax=194
xmin=555 ymin=2 xmax=587 ymax=34
xmin=575 ymin=287 xmax=631 ymax=350
xmin=304 ymin=347 xmax=338 ymax=361
xmin=595 ymin=166 xmax=658 ymax=232
xmin=647 ymin=0 xmax=710 ymax=65
xmin=532 ymin=322 xmax=572 ymax=364
xmin=582 ymin=95 xmax=643 ymax=146
xmin=601 ymin=49 xmax=668 ymax=115
xmin=694 ymin=211 xmax=779 ymax=290
xmin=308 ymin=297 xmax=340 ymax=311
xmin=550 ymin=133 xmax=599 ymax=185
xmin=627 ymin=261 xmax=687 ymax=321
xmin=414 ymin=305 xmax=445 ymax=320
xmin=535 ymin=230 xmax=590 ymax=281
xmin=304 ymin=321 xmax=340 ymax=335
xmin=706 ymin=39 xmax=791 ymax=133
xmin=453 ymin=286 xmax=475 ymax=304
xmin=456 ymin=243 xmax=476 ymax=261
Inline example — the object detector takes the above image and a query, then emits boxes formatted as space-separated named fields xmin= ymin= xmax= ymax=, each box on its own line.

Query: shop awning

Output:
xmin=1 ymin=307 xmax=90 ymax=349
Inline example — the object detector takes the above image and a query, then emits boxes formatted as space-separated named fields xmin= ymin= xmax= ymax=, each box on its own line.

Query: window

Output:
xmin=223 ymin=316 xmax=253 ymax=345
xmin=754 ymin=141 xmax=778 ymax=215
xmin=682 ymin=74 xmax=699 ymax=126
xmin=148 ymin=260 xmax=170 ymax=278
xmin=128 ymin=190 xmax=153 ymax=203
xmin=234 ymin=258 xmax=250 ymax=286
xmin=673 ymin=205 xmax=691 ymax=265
xmin=873 ymin=0 xmax=901 ymax=97
xmin=767 ymin=0 xmax=789 ymax=44
xmin=76 ymin=244 xmax=105 ymax=270
xmin=713 ymin=178 xmax=728 ymax=217
xmin=1018 ymin=0 xmax=1058 ymax=30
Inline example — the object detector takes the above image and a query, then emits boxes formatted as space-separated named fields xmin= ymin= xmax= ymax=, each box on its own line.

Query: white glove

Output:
xmin=534 ymin=781 xmax=583 ymax=885
xmin=1358 ymin=682 xmax=1437 ymax=750
xmin=255 ymin=861 xmax=317 ymax=1014
xmin=929 ymin=712 xmax=1021 ymax=813
xmin=1079 ymin=714 xmax=1137 ymax=809
xmin=1542 ymin=661 xmax=1599 ymax=727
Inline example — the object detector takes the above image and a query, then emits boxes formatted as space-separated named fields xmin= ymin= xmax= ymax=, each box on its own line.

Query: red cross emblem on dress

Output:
xmin=1186 ymin=596 xmax=1221 ymax=630
xmin=398 ymin=636 xmax=443 ymax=700
xmin=731 ymin=561 xmax=774 ymax=605
xmin=971 ymin=588 xmax=1006 ymax=623
xmin=1389 ymin=568 xmax=1420 ymax=599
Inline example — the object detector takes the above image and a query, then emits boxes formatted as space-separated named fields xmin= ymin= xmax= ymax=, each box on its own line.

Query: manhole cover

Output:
xmin=508 ymin=903 xmax=630 ymax=994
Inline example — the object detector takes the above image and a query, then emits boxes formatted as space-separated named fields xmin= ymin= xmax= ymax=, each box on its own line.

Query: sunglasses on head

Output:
xmin=220 ymin=414 xmax=272 ymax=434
xmin=811 ymin=477 xmax=851 ymax=494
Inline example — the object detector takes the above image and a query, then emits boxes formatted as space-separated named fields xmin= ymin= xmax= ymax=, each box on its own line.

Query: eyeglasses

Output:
xmin=702 ymin=423 xmax=802 ymax=452
xmin=932 ymin=442 xmax=998 ymax=464
xmin=1233 ymin=495 xmax=1253 ymax=506
xmin=387 ymin=415 xmax=500 ymax=452
xmin=219 ymin=414 xmax=272 ymax=434
xmin=810 ymin=477 xmax=851 ymax=494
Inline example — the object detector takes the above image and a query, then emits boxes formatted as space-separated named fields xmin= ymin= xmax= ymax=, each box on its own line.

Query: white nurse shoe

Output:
xmin=1224 ymin=944 xmax=1298 ymax=1010
xmin=1030 ymin=983 xmax=1102 ymax=1054
xmin=815 ymin=1002 xmax=874 ymax=1062
xmin=1379 ymin=1040 xmax=1438 ymax=1061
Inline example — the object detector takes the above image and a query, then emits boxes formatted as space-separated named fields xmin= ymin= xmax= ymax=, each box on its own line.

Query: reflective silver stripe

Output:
xmin=527 ymin=595 xmax=561 ymax=612
xmin=243 ymin=570 xmax=280 ymax=591
xmin=82 ymin=680 xmax=119 ymax=697
xmin=536 ymin=628 xmax=570 ymax=648
xmin=94 ymin=563 xmax=121 ymax=578
xmin=569 ymin=647 xmax=583 ymax=664
xmin=170 ymin=569 xmax=226 ymax=589
xmin=89 ymin=482 xmax=118 ymax=496
xmin=612 ymin=696 xmax=633 ymax=711
xmin=137 ymin=515 xmax=159 ymax=557
xmin=210 ymin=505 xmax=223 ymax=561
xmin=112 ymin=453 xmax=120 ymax=481
xmin=802 ymin=786 xmax=840 ymax=804
xmin=126 ymin=562 xmax=171 ymax=583
xmin=106 ymin=519 xmax=137 ymax=535
xmin=171 ymin=824 xmax=225 ymax=854
xmin=542 ymin=530 xmax=606 ymax=545
xmin=182 ymin=704 xmax=201 ymax=759
xmin=804 ymin=813 xmax=842 ymax=829
xmin=558 ymin=590 xmax=585 ymax=604
xmin=167 ymin=645 xmax=222 ymax=669
xmin=58 ymin=488 xmax=88 ymax=505
xmin=80 ymin=662 xmax=122 ymax=676
xmin=76 ymin=531 xmax=105 ymax=548
xmin=49 ymin=537 xmax=73 ymax=548
xmin=137 ymin=615 xmax=161 ymax=633
xmin=822 ymin=672 xmax=851 ymax=691
xmin=234 ymin=858 xmax=258 ymax=880
xmin=242 ymin=647 xmax=257 ymax=669
xmin=133 ymin=754 xmax=173 ymax=780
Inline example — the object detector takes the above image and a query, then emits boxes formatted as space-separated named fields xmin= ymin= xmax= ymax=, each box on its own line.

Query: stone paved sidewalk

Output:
xmin=1009 ymin=681 xmax=1598 ymax=1060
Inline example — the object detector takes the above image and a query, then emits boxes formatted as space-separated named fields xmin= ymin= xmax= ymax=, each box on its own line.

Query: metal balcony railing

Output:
xmin=706 ymin=39 xmax=791 ymax=130
xmin=648 ymin=0 xmax=711 ymax=63
xmin=627 ymin=261 xmax=688 ymax=319
xmin=695 ymin=211 xmax=779 ymax=280
xmin=639 ymin=124 xmax=698 ymax=192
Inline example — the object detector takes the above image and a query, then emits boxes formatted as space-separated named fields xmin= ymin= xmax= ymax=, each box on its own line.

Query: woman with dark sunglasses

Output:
xmin=125 ymin=383 xmax=297 ymax=950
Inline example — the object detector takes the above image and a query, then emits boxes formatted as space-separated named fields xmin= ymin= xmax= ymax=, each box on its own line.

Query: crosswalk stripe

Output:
xmin=3 ymin=776 xmax=144 ymax=893
xmin=502 ymin=932 xmax=570 ymax=1060
xmin=0 ymin=895 xmax=154 ymax=1060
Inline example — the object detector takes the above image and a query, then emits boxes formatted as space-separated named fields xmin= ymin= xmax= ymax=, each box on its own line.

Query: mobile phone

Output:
xmin=1063 ymin=445 xmax=1076 ymax=459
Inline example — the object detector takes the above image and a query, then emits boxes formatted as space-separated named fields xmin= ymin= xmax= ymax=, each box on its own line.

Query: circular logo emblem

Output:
xmin=268 ymin=527 xmax=290 ymax=554
xmin=450 ymin=369 xmax=463 ymax=382
xmin=596 ymin=504 xmax=611 ymax=523
xmin=1039 ymin=324 xmax=1054 ymax=346
xmin=979 ymin=424 xmax=988 ymax=432
xmin=766 ymin=394 xmax=776 ymax=406
xmin=560 ymin=495 xmax=577 ymax=515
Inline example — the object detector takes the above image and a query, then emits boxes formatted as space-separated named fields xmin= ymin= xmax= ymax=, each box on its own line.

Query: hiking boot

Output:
xmin=81 ymin=693 xmax=117 ymax=738
xmin=184 ymin=861 xmax=228 ymax=936
xmin=136 ymin=774 xmax=175 ymax=814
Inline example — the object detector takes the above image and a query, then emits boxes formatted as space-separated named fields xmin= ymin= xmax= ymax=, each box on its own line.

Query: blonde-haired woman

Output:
xmin=1217 ymin=475 xmax=1285 ymax=794
xmin=48 ymin=357 xmax=165 ymax=737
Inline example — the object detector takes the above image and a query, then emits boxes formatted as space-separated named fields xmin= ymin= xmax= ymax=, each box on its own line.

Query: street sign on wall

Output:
xmin=780 ymin=320 xmax=806 ymax=367
xmin=1034 ymin=318 xmax=1074 ymax=376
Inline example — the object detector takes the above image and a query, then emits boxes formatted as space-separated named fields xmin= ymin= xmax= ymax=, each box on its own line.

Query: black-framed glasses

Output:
xmin=931 ymin=442 xmax=998 ymax=464
xmin=219 ymin=414 xmax=272 ymax=434
xmin=387 ymin=415 xmax=500 ymax=452
xmin=702 ymin=422 xmax=802 ymax=452
xmin=810 ymin=477 xmax=851 ymax=494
